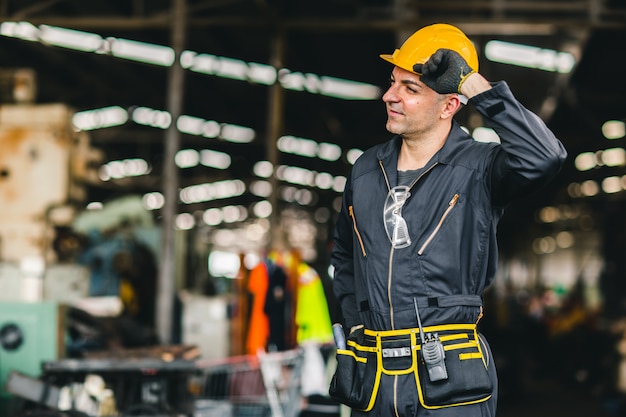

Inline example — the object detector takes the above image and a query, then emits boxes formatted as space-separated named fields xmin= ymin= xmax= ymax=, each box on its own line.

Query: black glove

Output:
xmin=347 ymin=325 xmax=366 ymax=346
xmin=413 ymin=48 xmax=474 ymax=94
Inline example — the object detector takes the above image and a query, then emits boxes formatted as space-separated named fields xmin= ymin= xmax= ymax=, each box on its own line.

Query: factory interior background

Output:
xmin=1 ymin=1 xmax=626 ymax=416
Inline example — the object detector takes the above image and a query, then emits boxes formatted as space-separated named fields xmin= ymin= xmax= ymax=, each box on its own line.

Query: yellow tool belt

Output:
xmin=329 ymin=323 xmax=493 ymax=411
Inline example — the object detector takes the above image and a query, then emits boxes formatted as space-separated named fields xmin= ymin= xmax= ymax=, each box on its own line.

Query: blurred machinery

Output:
xmin=0 ymin=72 xmax=102 ymax=301
xmin=0 ymin=70 xmax=103 ymax=415
xmin=0 ymin=301 xmax=66 ymax=415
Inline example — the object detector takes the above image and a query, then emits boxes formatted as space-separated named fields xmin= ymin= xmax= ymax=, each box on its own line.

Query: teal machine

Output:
xmin=0 ymin=301 xmax=65 ymax=416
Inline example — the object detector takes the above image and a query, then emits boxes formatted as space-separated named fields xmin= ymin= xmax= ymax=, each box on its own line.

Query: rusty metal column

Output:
xmin=266 ymin=30 xmax=286 ymax=249
xmin=157 ymin=0 xmax=186 ymax=345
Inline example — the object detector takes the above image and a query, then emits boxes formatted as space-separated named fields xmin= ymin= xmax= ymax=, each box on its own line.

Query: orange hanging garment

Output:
xmin=246 ymin=261 xmax=270 ymax=355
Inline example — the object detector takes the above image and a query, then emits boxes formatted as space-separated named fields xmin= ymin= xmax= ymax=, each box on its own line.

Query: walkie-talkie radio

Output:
xmin=414 ymin=298 xmax=448 ymax=382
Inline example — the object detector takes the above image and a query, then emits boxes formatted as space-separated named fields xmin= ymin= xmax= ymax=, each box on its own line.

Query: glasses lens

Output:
xmin=384 ymin=186 xmax=412 ymax=248
xmin=392 ymin=214 xmax=410 ymax=247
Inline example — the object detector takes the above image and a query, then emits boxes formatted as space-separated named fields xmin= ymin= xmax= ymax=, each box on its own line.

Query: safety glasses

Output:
xmin=383 ymin=185 xmax=412 ymax=248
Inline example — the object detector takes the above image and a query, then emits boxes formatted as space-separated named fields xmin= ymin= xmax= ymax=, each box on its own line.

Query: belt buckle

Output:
xmin=382 ymin=347 xmax=411 ymax=358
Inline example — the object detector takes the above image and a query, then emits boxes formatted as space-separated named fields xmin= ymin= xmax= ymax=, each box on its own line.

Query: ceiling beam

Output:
xmin=10 ymin=15 xmax=626 ymax=34
xmin=10 ymin=0 xmax=65 ymax=20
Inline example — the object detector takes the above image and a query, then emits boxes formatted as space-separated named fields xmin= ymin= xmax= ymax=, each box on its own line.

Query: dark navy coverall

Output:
xmin=330 ymin=81 xmax=567 ymax=417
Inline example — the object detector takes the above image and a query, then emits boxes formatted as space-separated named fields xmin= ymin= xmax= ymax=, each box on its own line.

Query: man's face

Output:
xmin=382 ymin=66 xmax=446 ymax=138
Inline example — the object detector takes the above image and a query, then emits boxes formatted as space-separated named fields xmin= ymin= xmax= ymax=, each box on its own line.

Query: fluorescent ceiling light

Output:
xmin=472 ymin=127 xmax=501 ymax=143
xmin=180 ymin=52 xmax=255 ymax=81
xmin=485 ymin=40 xmax=576 ymax=73
xmin=602 ymin=176 xmax=622 ymax=194
xmin=275 ymin=165 xmax=316 ymax=187
xmin=142 ymin=192 xmax=165 ymax=210
xmin=177 ymin=115 xmax=220 ymax=138
xmin=99 ymin=158 xmax=150 ymax=181
xmin=278 ymin=135 xmax=318 ymax=158
xmin=252 ymin=200 xmax=273 ymax=218
xmin=175 ymin=149 xmax=200 ymax=168
xmin=176 ymin=115 xmax=253 ymax=143
xmin=315 ymin=172 xmax=335 ymax=189
xmin=575 ymin=147 xmax=626 ymax=171
xmin=274 ymin=165 xmax=342 ymax=191
xmin=333 ymin=176 xmax=347 ymax=193
xmin=602 ymin=120 xmax=626 ymax=140
xmin=601 ymin=148 xmax=626 ymax=167
xmin=250 ymin=180 xmax=273 ymax=197
xmin=319 ymin=76 xmax=381 ymax=100
xmin=248 ymin=62 xmax=278 ymax=85
xmin=203 ymin=206 xmax=249 ymax=226
xmin=580 ymin=180 xmax=599 ymax=196
xmin=278 ymin=135 xmax=343 ymax=161
xmin=222 ymin=205 xmax=248 ymax=223
xmin=73 ymin=106 xmax=128 ymax=130
xmin=182 ymin=50 xmax=380 ymax=99
xmin=200 ymin=149 xmax=231 ymax=169
xmin=279 ymin=186 xmax=317 ymax=206
xmin=220 ymin=124 xmax=255 ymax=143
xmin=214 ymin=56 xmax=249 ymax=80
xmin=2 ymin=22 xmax=380 ymax=101
xmin=175 ymin=213 xmax=195 ymax=230
xmin=277 ymin=71 xmax=381 ymax=100
xmin=179 ymin=179 xmax=246 ymax=204
xmin=574 ymin=152 xmax=596 ymax=171
xmin=346 ymin=149 xmax=364 ymax=165
xmin=110 ymin=37 xmax=175 ymax=66
xmin=0 ymin=21 xmax=38 ymax=41
xmin=173 ymin=148 xmax=232 ymax=170
xmin=203 ymin=208 xmax=224 ymax=226
xmin=318 ymin=142 xmax=342 ymax=161
xmin=39 ymin=25 xmax=103 ymax=52
xmin=253 ymin=161 xmax=274 ymax=178
xmin=131 ymin=106 xmax=172 ymax=129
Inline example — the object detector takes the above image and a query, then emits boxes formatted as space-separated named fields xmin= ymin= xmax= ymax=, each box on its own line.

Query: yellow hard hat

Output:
xmin=380 ymin=23 xmax=479 ymax=75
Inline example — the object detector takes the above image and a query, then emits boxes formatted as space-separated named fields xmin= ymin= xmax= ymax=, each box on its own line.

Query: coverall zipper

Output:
xmin=388 ymin=246 xmax=395 ymax=328
xmin=379 ymin=159 xmax=438 ymax=331
xmin=379 ymin=159 xmax=442 ymax=415
xmin=418 ymin=193 xmax=460 ymax=255
xmin=393 ymin=376 xmax=401 ymax=417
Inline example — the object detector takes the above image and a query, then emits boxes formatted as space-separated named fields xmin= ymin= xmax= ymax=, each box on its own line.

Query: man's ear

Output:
xmin=441 ymin=94 xmax=462 ymax=119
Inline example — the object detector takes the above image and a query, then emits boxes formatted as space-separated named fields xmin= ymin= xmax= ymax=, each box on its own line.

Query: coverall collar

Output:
xmin=375 ymin=120 xmax=469 ymax=186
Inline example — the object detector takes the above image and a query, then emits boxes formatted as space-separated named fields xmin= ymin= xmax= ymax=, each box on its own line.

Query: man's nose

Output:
xmin=382 ymin=87 xmax=397 ymax=103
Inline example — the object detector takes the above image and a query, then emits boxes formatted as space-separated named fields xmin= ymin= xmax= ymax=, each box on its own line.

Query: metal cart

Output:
xmin=5 ymin=347 xmax=304 ymax=417
xmin=193 ymin=348 xmax=304 ymax=417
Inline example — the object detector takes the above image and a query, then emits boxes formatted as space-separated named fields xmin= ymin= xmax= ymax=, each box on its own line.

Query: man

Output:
xmin=329 ymin=23 xmax=567 ymax=417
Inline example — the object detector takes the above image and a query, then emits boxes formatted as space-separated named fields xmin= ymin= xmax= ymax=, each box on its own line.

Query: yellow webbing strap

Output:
xmin=363 ymin=323 xmax=476 ymax=338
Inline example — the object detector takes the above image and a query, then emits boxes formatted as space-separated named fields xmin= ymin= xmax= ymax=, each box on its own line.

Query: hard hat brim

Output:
xmin=379 ymin=52 xmax=470 ymax=104
xmin=379 ymin=53 xmax=420 ymax=75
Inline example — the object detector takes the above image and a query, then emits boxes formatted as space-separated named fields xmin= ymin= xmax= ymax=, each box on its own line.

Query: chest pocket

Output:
xmin=418 ymin=194 xmax=459 ymax=255
xmin=349 ymin=205 xmax=367 ymax=257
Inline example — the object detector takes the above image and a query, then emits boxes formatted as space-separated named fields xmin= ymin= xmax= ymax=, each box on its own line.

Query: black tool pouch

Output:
xmin=328 ymin=329 xmax=380 ymax=411
xmin=329 ymin=324 xmax=493 ymax=411
xmin=414 ymin=327 xmax=493 ymax=409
